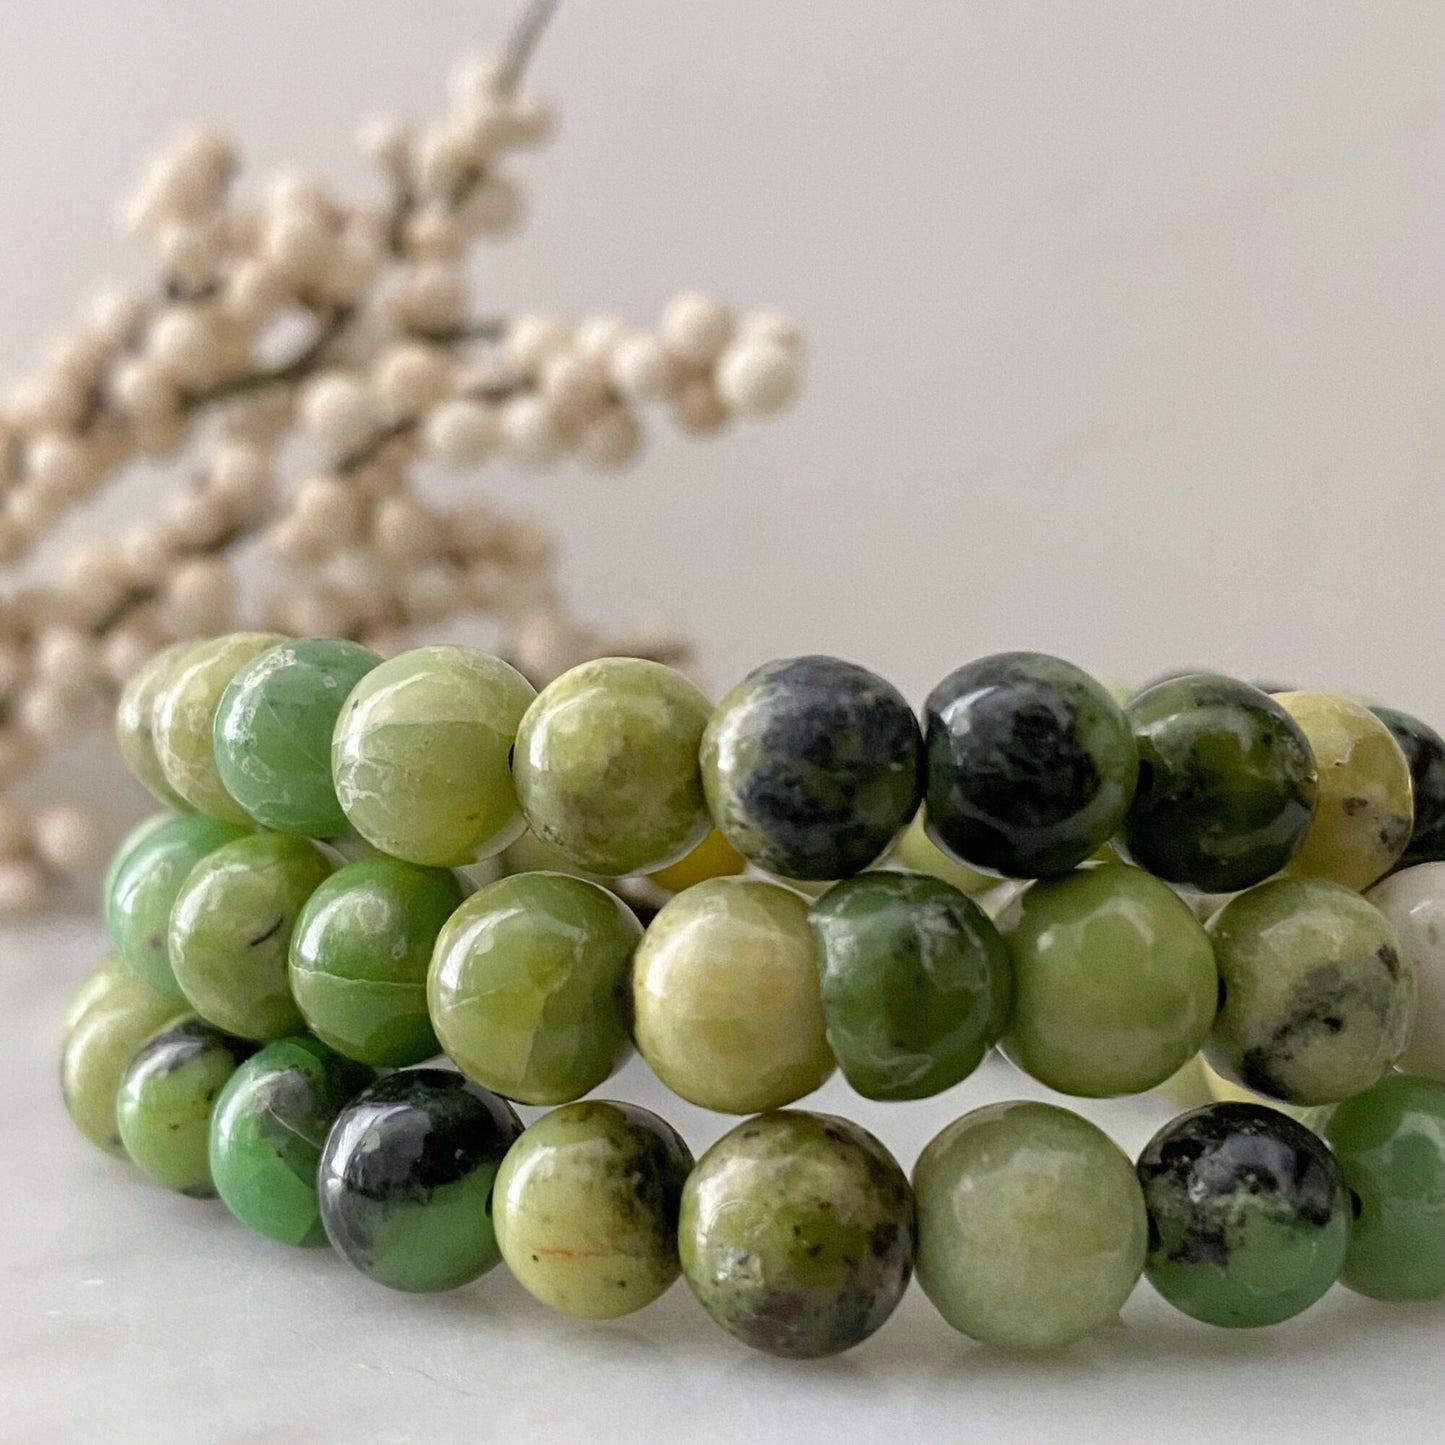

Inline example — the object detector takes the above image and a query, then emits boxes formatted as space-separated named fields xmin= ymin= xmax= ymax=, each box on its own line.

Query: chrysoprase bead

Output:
xmin=1120 ymin=674 xmax=1317 ymax=892
xmin=499 ymin=828 xmax=612 ymax=883
xmin=888 ymin=809 xmax=993 ymax=894
xmin=923 ymin=652 xmax=1138 ymax=878
xmin=318 ymin=1068 xmax=522 ymax=1292
xmin=700 ymin=655 xmax=922 ymax=881
xmin=331 ymin=644 xmax=535 ymax=866
xmin=1370 ymin=706 xmax=1445 ymax=866
xmin=994 ymin=863 xmax=1218 ymax=1096
xmin=1274 ymin=691 xmax=1413 ymax=890
xmin=679 ymin=1111 xmax=914 ymax=1358
xmin=1206 ymin=877 xmax=1413 ymax=1104
xmin=429 ymin=872 xmax=641 ymax=1104
xmin=213 ymin=637 xmax=381 ymax=837
xmin=809 ymin=871 xmax=1011 ymax=1100
xmin=493 ymin=1100 xmax=694 ymax=1318
xmin=646 ymin=828 xmax=747 ymax=893
xmin=289 ymin=856 xmax=462 ymax=1066
xmin=631 ymin=877 xmax=834 ymax=1113
xmin=61 ymin=957 xmax=133 ymax=1042
xmin=116 ymin=1018 xmax=255 ymax=1196
xmin=1326 ymin=1073 xmax=1445 ymax=1301
xmin=1137 ymin=1102 xmax=1350 ymax=1327
xmin=168 ymin=833 xmax=334 ymax=1041
xmin=1366 ymin=862 xmax=1445 ymax=1079
xmin=913 ymin=1101 xmax=1146 ymax=1349
xmin=105 ymin=812 xmax=251 ymax=1001
xmin=513 ymin=657 xmax=712 ymax=876
xmin=114 ymin=640 xmax=201 ymax=811
xmin=153 ymin=632 xmax=286 ymax=822
xmin=209 ymin=1037 xmax=373 ymax=1247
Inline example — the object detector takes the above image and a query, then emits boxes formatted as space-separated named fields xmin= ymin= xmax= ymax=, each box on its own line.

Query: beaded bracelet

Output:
xmin=62 ymin=635 xmax=1445 ymax=1357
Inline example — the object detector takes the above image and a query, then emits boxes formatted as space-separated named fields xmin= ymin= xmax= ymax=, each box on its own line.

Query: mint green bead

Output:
xmin=61 ymin=957 xmax=132 ymax=1042
xmin=168 ymin=834 xmax=334 ymax=1041
xmin=115 ymin=641 xmax=201 ymax=811
xmin=289 ymin=856 xmax=463 ymax=1066
xmin=914 ymin=1101 xmax=1147 ymax=1349
xmin=214 ymin=638 xmax=381 ymax=836
xmin=428 ymin=872 xmax=642 ymax=1104
xmin=995 ymin=864 xmax=1218 ymax=1096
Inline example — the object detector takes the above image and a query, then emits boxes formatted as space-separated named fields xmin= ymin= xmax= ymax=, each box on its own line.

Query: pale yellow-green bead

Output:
xmin=1198 ymin=1053 xmax=1334 ymax=1133
xmin=887 ymin=809 xmax=993 ymax=895
xmin=61 ymin=958 xmax=132 ymax=1042
xmin=114 ymin=640 xmax=202 ymax=810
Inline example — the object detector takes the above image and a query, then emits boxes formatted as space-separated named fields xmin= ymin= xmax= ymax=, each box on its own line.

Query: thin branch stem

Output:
xmin=497 ymin=0 xmax=561 ymax=92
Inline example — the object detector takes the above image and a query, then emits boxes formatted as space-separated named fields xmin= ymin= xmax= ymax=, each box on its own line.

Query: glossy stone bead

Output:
xmin=289 ymin=856 xmax=463 ymax=1067
xmin=632 ymin=877 xmax=834 ymax=1113
xmin=1325 ymin=1073 xmax=1445 ymax=1301
xmin=153 ymin=632 xmax=287 ymax=822
xmin=114 ymin=640 xmax=201 ymax=811
xmin=105 ymin=812 xmax=251 ymax=1001
xmin=678 ymin=1111 xmax=914 ymax=1358
xmin=214 ymin=638 xmax=381 ymax=837
xmin=810 ymin=871 xmax=1012 ymax=1100
xmin=493 ymin=1100 xmax=694 ymax=1318
xmin=1137 ymin=1102 xmax=1351 ymax=1327
xmin=1366 ymin=862 xmax=1445 ymax=1079
xmin=1120 ymin=674 xmax=1317 ymax=892
xmin=646 ymin=828 xmax=747 ymax=894
xmin=924 ymin=652 xmax=1138 ymax=879
xmin=318 ymin=1068 xmax=522 ymax=1292
xmin=1274 ymin=691 xmax=1413 ymax=890
xmin=1370 ymin=706 xmax=1445 ymax=866
xmin=994 ymin=863 xmax=1218 ymax=1096
xmin=700 ymin=655 xmax=923 ymax=881
xmin=888 ymin=808 xmax=993 ymax=895
xmin=331 ymin=644 xmax=535 ymax=866
xmin=116 ymin=1018 xmax=256 ymax=1196
xmin=429 ymin=872 xmax=641 ymax=1104
xmin=914 ymin=1101 xmax=1146 ymax=1349
xmin=1206 ymin=877 xmax=1413 ymax=1104
xmin=513 ymin=657 xmax=713 ymax=876
xmin=61 ymin=957 xmax=134 ymax=1042
xmin=168 ymin=833 xmax=334 ymax=1041
xmin=209 ymin=1037 xmax=373 ymax=1247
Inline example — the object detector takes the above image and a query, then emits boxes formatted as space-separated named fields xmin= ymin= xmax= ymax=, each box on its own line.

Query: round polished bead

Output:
xmin=60 ymin=957 xmax=133 ymax=1043
xmin=1274 ymin=691 xmax=1413 ymax=890
xmin=632 ymin=877 xmax=834 ymax=1113
xmin=1326 ymin=1073 xmax=1445 ymax=1301
xmin=923 ymin=652 xmax=1137 ymax=878
xmin=700 ymin=655 xmax=922 ymax=881
xmin=512 ymin=657 xmax=713 ymax=876
xmin=209 ymin=1036 xmax=373 ymax=1247
xmin=646 ymin=827 xmax=747 ymax=893
xmin=331 ymin=644 xmax=535 ymax=866
xmin=429 ymin=872 xmax=641 ymax=1105
xmin=1137 ymin=1102 xmax=1351 ymax=1327
xmin=913 ymin=1101 xmax=1146 ymax=1349
xmin=213 ymin=637 xmax=381 ymax=836
xmin=1206 ymin=877 xmax=1413 ymax=1104
xmin=810 ymin=871 xmax=1012 ymax=1100
xmin=114 ymin=640 xmax=201 ymax=810
xmin=1366 ymin=862 xmax=1445 ymax=1079
xmin=116 ymin=1017 xmax=255 ymax=1196
xmin=318 ymin=1068 xmax=522 ymax=1292
xmin=1370 ymin=706 xmax=1445 ymax=865
xmin=678 ymin=1111 xmax=914 ymax=1358
xmin=888 ymin=808 xmax=993 ymax=894
xmin=493 ymin=1100 xmax=694 ymax=1318
xmin=1120 ymin=673 xmax=1317 ymax=892
xmin=994 ymin=863 xmax=1218 ymax=1096
xmin=168 ymin=833 xmax=334 ymax=1041
xmin=290 ymin=856 xmax=462 ymax=1066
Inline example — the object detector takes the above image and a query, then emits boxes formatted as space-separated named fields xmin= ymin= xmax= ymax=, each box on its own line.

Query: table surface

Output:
xmin=6 ymin=914 xmax=1445 ymax=1445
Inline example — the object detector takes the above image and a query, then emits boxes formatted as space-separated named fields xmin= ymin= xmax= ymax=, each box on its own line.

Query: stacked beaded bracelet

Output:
xmin=61 ymin=635 xmax=1445 ymax=1356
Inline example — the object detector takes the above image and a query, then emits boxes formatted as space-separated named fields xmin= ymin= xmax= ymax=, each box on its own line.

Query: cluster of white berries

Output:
xmin=0 ymin=39 xmax=801 ymax=916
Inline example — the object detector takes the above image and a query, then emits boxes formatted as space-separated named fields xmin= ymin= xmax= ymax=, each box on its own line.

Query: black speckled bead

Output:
xmin=1371 ymin=706 xmax=1445 ymax=866
xmin=922 ymin=652 xmax=1137 ymax=878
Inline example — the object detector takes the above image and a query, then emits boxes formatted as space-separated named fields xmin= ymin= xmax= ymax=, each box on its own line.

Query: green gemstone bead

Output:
xmin=208 ymin=1037 xmax=373 ymax=1247
xmin=213 ymin=638 xmax=381 ymax=836
xmin=1366 ymin=862 xmax=1445 ymax=1080
xmin=60 ymin=957 xmax=132 ymax=1043
xmin=1371 ymin=706 xmax=1445 ymax=866
xmin=1206 ymin=877 xmax=1414 ymax=1104
xmin=493 ymin=1100 xmax=694 ymax=1318
xmin=168 ymin=833 xmax=334 ymax=1041
xmin=116 ymin=1018 xmax=255 ymax=1196
xmin=429 ymin=872 xmax=641 ymax=1104
xmin=289 ymin=856 xmax=462 ymax=1066
xmin=1326 ymin=1073 xmax=1445 ymax=1301
xmin=114 ymin=640 xmax=202 ymax=810
xmin=994 ymin=863 xmax=1218 ymax=1096
xmin=331 ymin=644 xmax=535 ymax=866
xmin=914 ymin=1101 xmax=1147 ymax=1349
xmin=679 ymin=1111 xmax=914 ymax=1358
xmin=810 ymin=871 xmax=1012 ymax=1100
xmin=1137 ymin=1102 xmax=1350 ymax=1327
xmin=888 ymin=809 xmax=993 ymax=894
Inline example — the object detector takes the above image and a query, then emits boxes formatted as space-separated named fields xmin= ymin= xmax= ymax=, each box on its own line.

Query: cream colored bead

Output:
xmin=162 ymin=487 xmax=232 ymax=548
xmin=0 ymin=859 xmax=47 ymax=916
xmin=0 ymin=800 xmax=29 ymax=857
xmin=502 ymin=96 xmax=557 ymax=148
xmin=460 ymin=175 xmax=523 ymax=236
xmin=27 ymin=433 xmax=96 ymax=500
xmin=399 ymin=563 xmax=461 ymax=622
xmin=18 ymin=682 xmax=81 ymax=740
xmin=501 ymin=394 xmax=564 ymax=466
xmin=607 ymin=334 xmax=674 ymax=401
xmin=120 ymin=525 xmax=175 ymax=585
xmin=740 ymin=307 xmax=803 ymax=353
xmin=283 ymin=586 xmax=351 ymax=639
xmin=209 ymin=443 xmax=272 ymax=514
xmin=372 ymin=494 xmax=441 ymax=563
xmin=579 ymin=407 xmax=642 ymax=469
xmin=162 ymin=557 xmax=236 ymax=634
xmin=101 ymin=624 xmax=161 ymax=683
xmin=294 ymin=474 xmax=364 ymax=544
xmin=359 ymin=114 xmax=415 ymax=179
xmin=89 ymin=289 xmax=147 ymax=343
xmin=715 ymin=338 xmax=800 ymax=417
xmin=422 ymin=397 xmax=500 ymax=466
xmin=47 ymin=330 xmax=111 ymax=381
xmin=132 ymin=411 xmax=188 ymax=460
xmin=262 ymin=203 xmax=335 ymax=283
xmin=31 ymin=804 xmax=101 ymax=873
xmin=61 ymin=538 xmax=131 ymax=620
xmin=540 ymin=351 xmax=609 ymax=420
xmin=674 ymin=375 xmax=729 ymax=433
xmin=157 ymin=221 xmax=223 ymax=290
xmin=223 ymin=258 xmax=291 ymax=322
xmin=5 ymin=484 xmax=61 ymax=535
xmin=299 ymin=372 xmax=377 ymax=453
xmin=449 ymin=500 xmax=503 ymax=555
xmin=575 ymin=313 xmax=632 ymax=363
xmin=7 ymin=372 xmax=84 ymax=430
xmin=405 ymin=205 xmax=465 ymax=260
xmin=325 ymin=229 xmax=386 ymax=304
xmin=504 ymin=313 xmax=571 ymax=376
xmin=0 ymin=728 xmax=37 ymax=787
xmin=110 ymin=356 xmax=179 ymax=421
xmin=394 ymin=262 xmax=467 ymax=333
xmin=416 ymin=125 xmax=477 ymax=196
xmin=34 ymin=629 xmax=98 ymax=694
xmin=372 ymin=342 xmax=451 ymax=420
xmin=149 ymin=305 xmax=225 ymax=389
xmin=323 ymin=550 xmax=392 ymax=627
xmin=265 ymin=515 xmax=324 ymax=566
xmin=661 ymin=291 xmax=734 ymax=366
xmin=448 ymin=54 xmax=502 ymax=113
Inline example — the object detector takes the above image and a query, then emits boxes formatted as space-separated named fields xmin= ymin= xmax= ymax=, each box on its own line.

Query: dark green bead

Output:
xmin=700 ymin=656 xmax=923 ymax=881
xmin=923 ymin=652 xmax=1137 ymax=878
xmin=1120 ymin=673 xmax=1317 ymax=892
xmin=809 ymin=871 xmax=1011 ymax=1100
xmin=1370 ymin=706 xmax=1445 ymax=866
